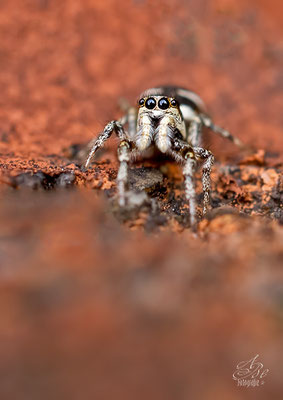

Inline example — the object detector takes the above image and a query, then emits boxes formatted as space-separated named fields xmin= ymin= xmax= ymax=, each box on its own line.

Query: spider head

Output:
xmin=136 ymin=95 xmax=185 ymax=153
xmin=138 ymin=96 xmax=179 ymax=120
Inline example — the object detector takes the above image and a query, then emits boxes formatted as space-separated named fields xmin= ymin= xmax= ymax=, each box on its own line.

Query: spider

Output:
xmin=84 ymin=86 xmax=243 ymax=229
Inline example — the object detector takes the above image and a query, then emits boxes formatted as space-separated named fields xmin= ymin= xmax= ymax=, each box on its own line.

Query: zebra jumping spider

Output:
xmin=84 ymin=86 xmax=243 ymax=229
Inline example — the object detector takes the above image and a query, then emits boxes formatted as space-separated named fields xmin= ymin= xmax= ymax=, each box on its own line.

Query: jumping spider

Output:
xmin=84 ymin=86 xmax=243 ymax=229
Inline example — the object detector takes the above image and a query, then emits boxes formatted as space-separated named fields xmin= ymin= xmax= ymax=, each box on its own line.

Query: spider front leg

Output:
xmin=194 ymin=147 xmax=215 ymax=215
xmin=171 ymin=141 xmax=214 ymax=229
xmin=117 ymin=140 xmax=132 ymax=207
xmin=170 ymin=145 xmax=198 ymax=230
xmin=84 ymin=119 xmax=127 ymax=169
xmin=183 ymin=154 xmax=198 ymax=229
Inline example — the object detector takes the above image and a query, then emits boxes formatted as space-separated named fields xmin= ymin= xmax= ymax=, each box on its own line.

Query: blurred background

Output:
xmin=0 ymin=0 xmax=282 ymax=399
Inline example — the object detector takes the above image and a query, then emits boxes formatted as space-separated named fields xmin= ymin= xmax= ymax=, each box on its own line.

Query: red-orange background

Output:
xmin=0 ymin=0 xmax=282 ymax=157
xmin=0 ymin=1 xmax=282 ymax=400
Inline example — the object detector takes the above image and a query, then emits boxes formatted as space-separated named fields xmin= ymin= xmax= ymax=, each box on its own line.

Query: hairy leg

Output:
xmin=200 ymin=113 xmax=243 ymax=147
xmin=170 ymin=144 xmax=198 ymax=230
xmin=193 ymin=147 xmax=214 ymax=215
xmin=187 ymin=118 xmax=202 ymax=147
xmin=117 ymin=140 xmax=132 ymax=207
xmin=84 ymin=119 xmax=127 ymax=169
xmin=126 ymin=107 xmax=137 ymax=141
xmin=183 ymin=156 xmax=197 ymax=229
xmin=171 ymin=139 xmax=214 ymax=227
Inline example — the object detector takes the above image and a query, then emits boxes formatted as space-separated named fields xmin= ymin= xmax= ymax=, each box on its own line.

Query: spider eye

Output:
xmin=145 ymin=97 xmax=156 ymax=109
xmin=139 ymin=98 xmax=145 ymax=106
xmin=170 ymin=98 xmax=178 ymax=107
xmin=158 ymin=97 xmax=170 ymax=110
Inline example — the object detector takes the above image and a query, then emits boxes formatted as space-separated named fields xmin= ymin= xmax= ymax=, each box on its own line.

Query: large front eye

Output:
xmin=158 ymin=97 xmax=170 ymax=110
xmin=145 ymin=97 xmax=156 ymax=109
xmin=139 ymin=98 xmax=145 ymax=106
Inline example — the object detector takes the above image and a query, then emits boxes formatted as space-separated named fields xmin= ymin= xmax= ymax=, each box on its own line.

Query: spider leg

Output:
xmin=117 ymin=98 xmax=137 ymax=140
xmin=126 ymin=106 xmax=137 ymax=141
xmin=171 ymin=140 xmax=214 ymax=228
xmin=84 ymin=119 xmax=127 ymax=169
xmin=193 ymin=147 xmax=215 ymax=215
xmin=115 ymin=109 xmax=137 ymax=206
xmin=83 ymin=117 xmax=135 ymax=206
xmin=117 ymin=139 xmax=132 ymax=207
xmin=183 ymin=156 xmax=197 ymax=229
xmin=170 ymin=144 xmax=198 ymax=230
xmin=187 ymin=117 xmax=202 ymax=147
xmin=200 ymin=113 xmax=243 ymax=147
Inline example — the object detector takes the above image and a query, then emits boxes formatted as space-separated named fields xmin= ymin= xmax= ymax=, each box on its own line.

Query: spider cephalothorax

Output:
xmin=136 ymin=95 xmax=185 ymax=153
xmin=84 ymin=86 xmax=243 ymax=230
